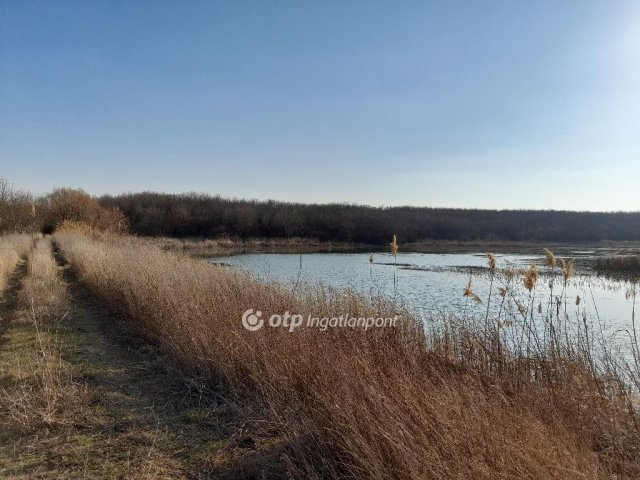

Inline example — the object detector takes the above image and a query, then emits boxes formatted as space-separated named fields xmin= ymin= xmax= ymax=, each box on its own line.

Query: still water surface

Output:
xmin=209 ymin=251 xmax=637 ymax=333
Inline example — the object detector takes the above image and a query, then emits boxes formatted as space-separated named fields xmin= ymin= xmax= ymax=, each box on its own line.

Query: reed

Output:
xmin=54 ymin=234 xmax=640 ymax=479
xmin=390 ymin=233 xmax=398 ymax=259
xmin=597 ymin=255 xmax=640 ymax=276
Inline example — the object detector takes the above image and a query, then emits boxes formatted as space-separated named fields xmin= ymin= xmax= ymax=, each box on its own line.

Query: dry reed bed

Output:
xmin=597 ymin=255 xmax=640 ymax=275
xmin=148 ymin=235 xmax=368 ymax=256
xmin=55 ymin=233 xmax=640 ymax=479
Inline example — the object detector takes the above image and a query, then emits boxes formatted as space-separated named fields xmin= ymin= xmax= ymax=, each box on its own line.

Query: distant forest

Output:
xmin=2 ymin=177 xmax=639 ymax=244
xmin=99 ymin=192 xmax=640 ymax=244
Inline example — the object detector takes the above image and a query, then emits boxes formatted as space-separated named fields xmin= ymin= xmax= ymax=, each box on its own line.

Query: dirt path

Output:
xmin=0 ymin=243 xmax=274 ymax=479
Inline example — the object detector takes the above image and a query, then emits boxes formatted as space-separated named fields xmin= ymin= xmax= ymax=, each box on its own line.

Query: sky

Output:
xmin=1 ymin=1 xmax=639 ymax=211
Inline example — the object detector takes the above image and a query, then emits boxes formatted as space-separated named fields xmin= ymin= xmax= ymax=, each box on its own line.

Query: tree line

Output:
xmin=99 ymin=191 xmax=640 ymax=244
xmin=2 ymin=178 xmax=639 ymax=244
xmin=0 ymin=178 xmax=126 ymax=234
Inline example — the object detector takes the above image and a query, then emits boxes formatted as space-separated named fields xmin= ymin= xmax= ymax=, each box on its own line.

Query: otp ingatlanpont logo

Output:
xmin=241 ymin=309 xmax=264 ymax=331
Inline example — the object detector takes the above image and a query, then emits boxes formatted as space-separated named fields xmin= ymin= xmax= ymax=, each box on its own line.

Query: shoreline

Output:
xmin=147 ymin=236 xmax=640 ymax=257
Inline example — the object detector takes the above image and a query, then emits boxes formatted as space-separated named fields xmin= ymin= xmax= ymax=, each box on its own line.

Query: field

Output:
xmin=1 ymin=232 xmax=639 ymax=479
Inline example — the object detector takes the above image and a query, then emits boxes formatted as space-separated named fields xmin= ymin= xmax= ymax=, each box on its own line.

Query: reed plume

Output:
xmin=543 ymin=248 xmax=556 ymax=269
xmin=390 ymin=234 xmax=398 ymax=258
xmin=558 ymin=257 xmax=566 ymax=270
xmin=523 ymin=262 xmax=538 ymax=292
xmin=487 ymin=253 xmax=496 ymax=272
xmin=563 ymin=259 xmax=574 ymax=282
xmin=463 ymin=278 xmax=482 ymax=304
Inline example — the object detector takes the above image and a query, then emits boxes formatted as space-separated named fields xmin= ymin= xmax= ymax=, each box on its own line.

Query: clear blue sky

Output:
xmin=1 ymin=1 xmax=638 ymax=210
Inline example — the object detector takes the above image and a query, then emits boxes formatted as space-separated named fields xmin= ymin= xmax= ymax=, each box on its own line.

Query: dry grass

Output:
xmin=55 ymin=233 xmax=640 ymax=479
xmin=146 ymin=235 xmax=372 ymax=256
xmin=17 ymin=236 xmax=68 ymax=321
xmin=597 ymin=255 xmax=640 ymax=276
xmin=0 ymin=234 xmax=223 ymax=478
xmin=0 ymin=326 xmax=91 ymax=435
xmin=0 ymin=234 xmax=31 ymax=293
xmin=0 ymin=236 xmax=89 ymax=435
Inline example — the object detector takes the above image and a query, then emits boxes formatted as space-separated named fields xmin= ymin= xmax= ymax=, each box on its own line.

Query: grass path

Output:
xmin=0 ymin=241 xmax=269 ymax=479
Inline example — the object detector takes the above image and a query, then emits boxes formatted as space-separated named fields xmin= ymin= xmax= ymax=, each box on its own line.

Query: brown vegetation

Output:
xmin=0 ymin=236 xmax=87 ymax=436
xmin=54 ymin=233 xmax=640 ymax=479
xmin=597 ymin=255 xmax=640 ymax=276
xmin=0 ymin=179 xmax=34 ymax=234
xmin=0 ymin=234 xmax=232 ymax=478
xmin=0 ymin=178 xmax=128 ymax=236
xmin=149 ymin=235 xmax=373 ymax=256
xmin=0 ymin=234 xmax=31 ymax=293
xmin=17 ymin=237 xmax=68 ymax=321
xmin=40 ymin=188 xmax=128 ymax=234
xmin=7 ymin=177 xmax=640 ymax=245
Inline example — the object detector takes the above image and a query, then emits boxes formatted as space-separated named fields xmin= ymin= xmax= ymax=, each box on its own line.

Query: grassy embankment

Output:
xmin=52 ymin=232 xmax=640 ymax=479
xmin=149 ymin=235 xmax=640 ymax=258
xmin=150 ymin=236 xmax=375 ymax=256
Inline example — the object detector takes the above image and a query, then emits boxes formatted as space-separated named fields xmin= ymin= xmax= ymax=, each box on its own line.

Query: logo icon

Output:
xmin=241 ymin=309 xmax=264 ymax=331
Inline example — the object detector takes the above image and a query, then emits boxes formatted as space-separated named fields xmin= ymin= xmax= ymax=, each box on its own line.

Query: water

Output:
xmin=209 ymin=251 xmax=637 ymax=334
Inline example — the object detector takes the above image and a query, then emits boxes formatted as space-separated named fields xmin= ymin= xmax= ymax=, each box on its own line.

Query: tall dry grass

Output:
xmin=145 ymin=235 xmax=370 ymax=257
xmin=18 ymin=236 xmax=68 ymax=321
xmin=0 ymin=234 xmax=31 ymax=293
xmin=597 ymin=255 xmax=640 ymax=276
xmin=55 ymin=233 xmax=640 ymax=479
xmin=1 ymin=236 xmax=87 ymax=433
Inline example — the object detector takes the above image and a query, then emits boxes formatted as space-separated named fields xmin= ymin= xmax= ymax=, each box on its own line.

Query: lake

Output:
xmin=208 ymin=251 xmax=637 ymax=336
